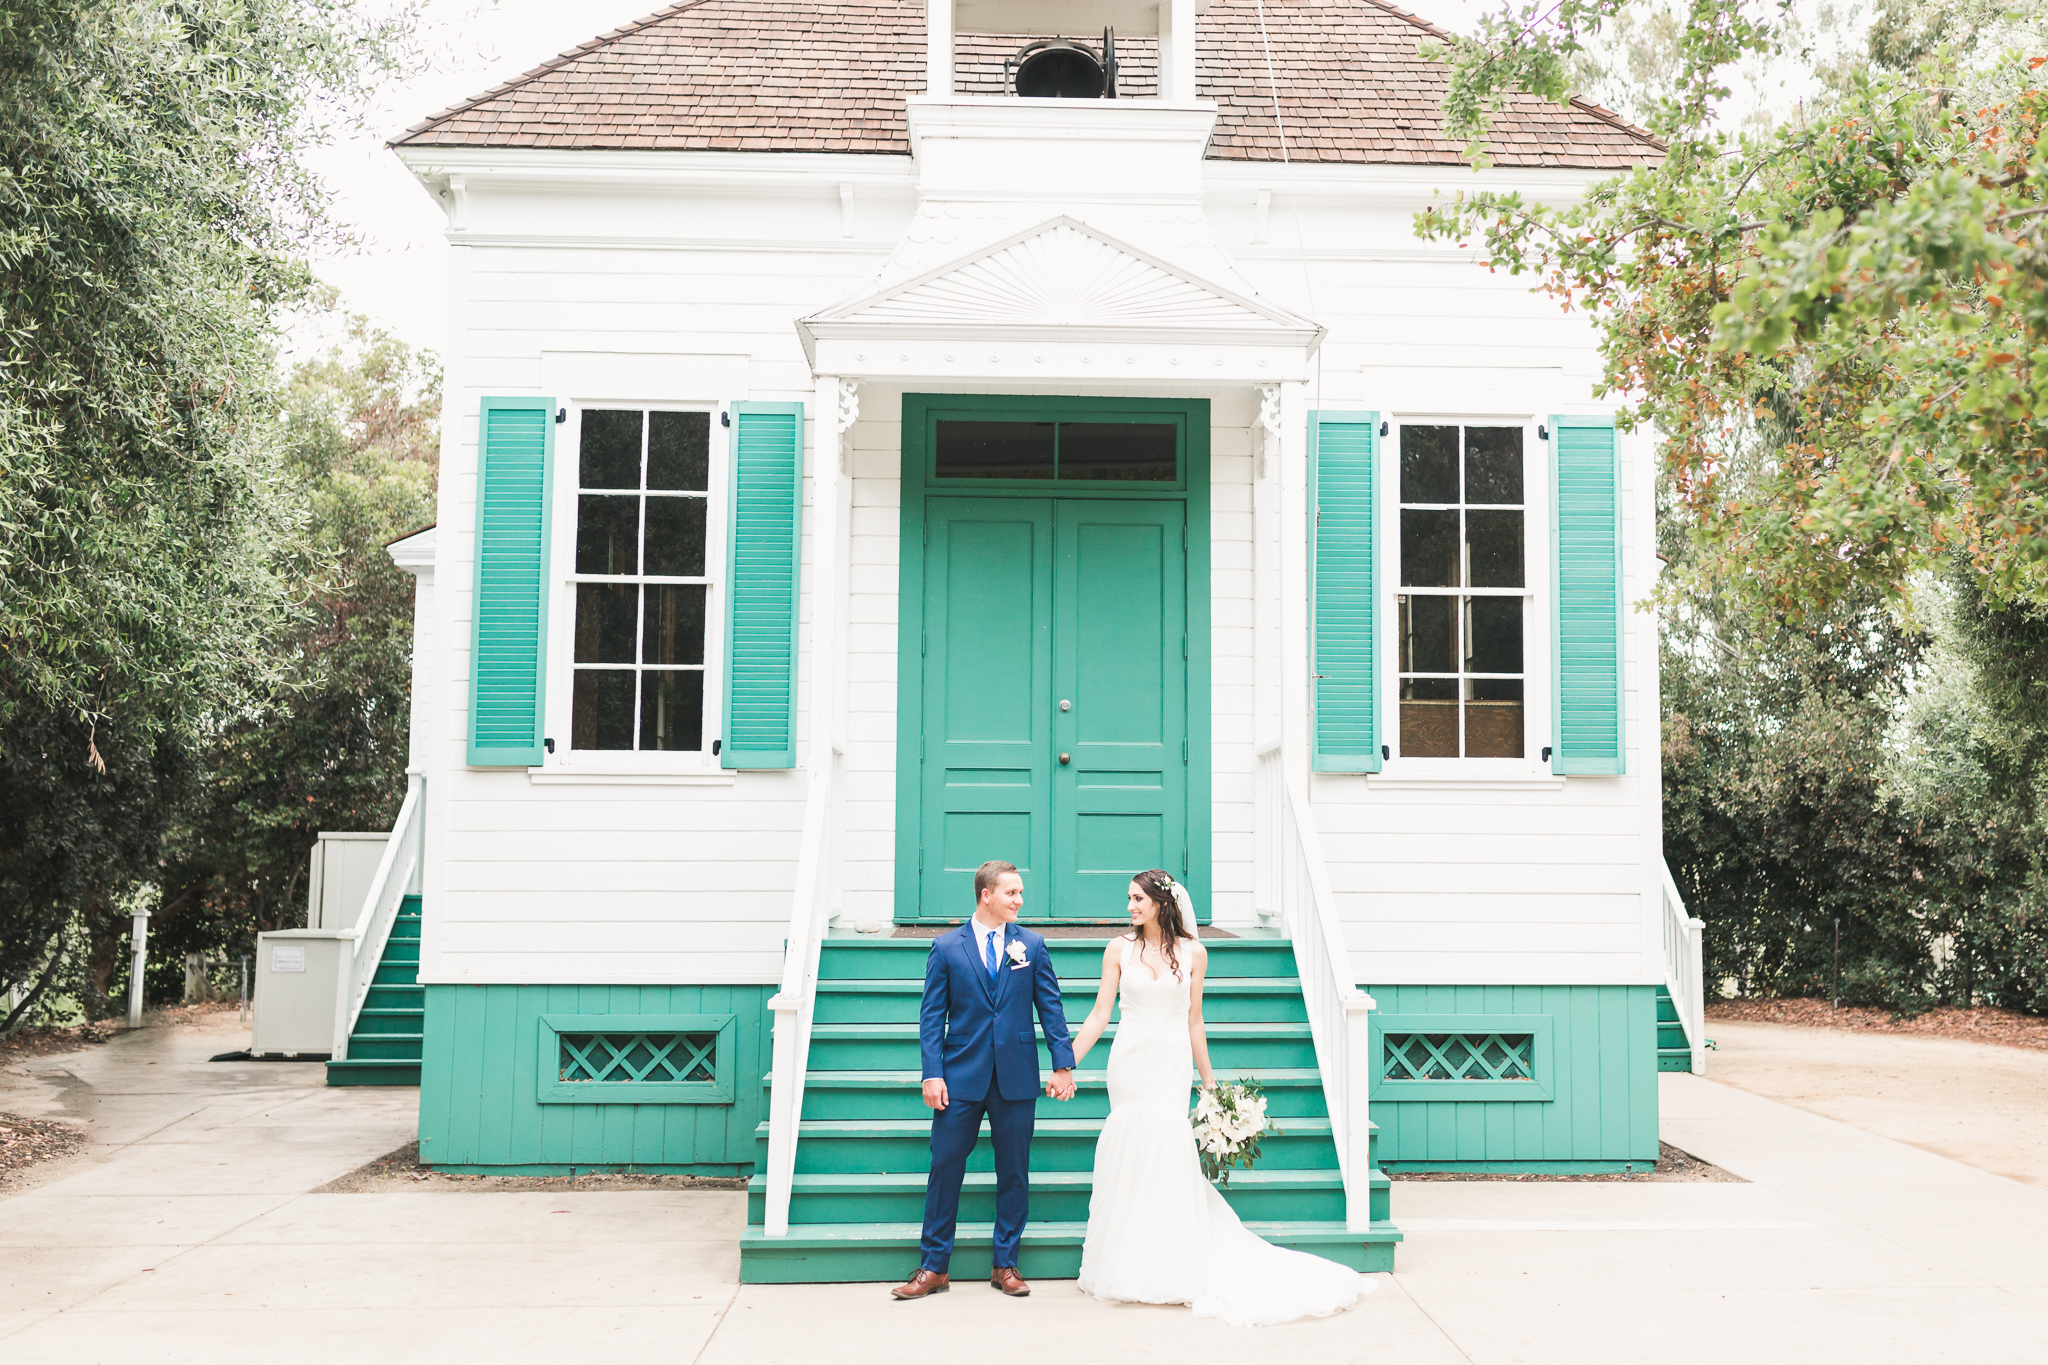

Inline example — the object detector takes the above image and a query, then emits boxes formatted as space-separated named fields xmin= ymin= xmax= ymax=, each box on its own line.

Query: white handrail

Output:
xmin=332 ymin=771 xmax=424 ymax=1059
xmin=1659 ymin=859 xmax=1707 ymax=1075
xmin=760 ymin=750 xmax=839 ymax=1237
xmin=1257 ymin=746 xmax=1377 ymax=1232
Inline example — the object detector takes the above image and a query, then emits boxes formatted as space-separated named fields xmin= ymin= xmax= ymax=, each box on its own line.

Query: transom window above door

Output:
xmin=1396 ymin=424 xmax=1526 ymax=759
xmin=933 ymin=419 xmax=1178 ymax=482
xmin=571 ymin=408 xmax=711 ymax=752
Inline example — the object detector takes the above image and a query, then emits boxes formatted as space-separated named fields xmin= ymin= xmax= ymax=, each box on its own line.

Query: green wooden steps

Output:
xmin=737 ymin=936 xmax=1400 ymax=1283
xmin=739 ymin=1220 xmax=1378 ymax=1283
xmin=803 ymin=1020 xmax=1319 ymax=1070
xmin=326 ymin=896 xmax=424 ymax=1087
xmin=1655 ymin=987 xmax=1691 ymax=1073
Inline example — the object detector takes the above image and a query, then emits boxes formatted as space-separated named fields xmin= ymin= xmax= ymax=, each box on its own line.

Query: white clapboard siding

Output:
xmin=1227 ymin=238 xmax=1662 ymax=989
xmin=426 ymin=953 xmax=788 ymax=984
xmin=1207 ymin=394 xmax=1259 ymax=921
xmin=839 ymin=409 xmax=904 ymax=923
xmin=419 ymin=157 xmax=1661 ymax=990
xmin=425 ymin=211 xmax=900 ymax=986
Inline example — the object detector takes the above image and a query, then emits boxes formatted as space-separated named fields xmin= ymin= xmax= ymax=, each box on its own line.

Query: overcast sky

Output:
xmin=298 ymin=0 xmax=670 ymax=359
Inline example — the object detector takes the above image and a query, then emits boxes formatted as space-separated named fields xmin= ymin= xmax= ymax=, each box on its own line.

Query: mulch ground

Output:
xmin=0 ymin=1020 xmax=115 ymax=1067
xmin=0 ymin=1000 xmax=242 ymax=1068
xmin=0 ymin=1111 xmax=88 ymax=1183
xmin=317 ymin=1142 xmax=750 ymax=1194
xmin=1707 ymin=998 xmax=2048 ymax=1053
xmin=1389 ymin=1141 xmax=1743 ymax=1183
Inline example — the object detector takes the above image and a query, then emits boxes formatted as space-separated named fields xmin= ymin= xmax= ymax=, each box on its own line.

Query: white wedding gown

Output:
xmin=1076 ymin=936 xmax=1372 ymax=1326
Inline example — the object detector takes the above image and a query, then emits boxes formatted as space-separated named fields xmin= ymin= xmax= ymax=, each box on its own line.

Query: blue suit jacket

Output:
xmin=919 ymin=921 xmax=1076 ymax=1103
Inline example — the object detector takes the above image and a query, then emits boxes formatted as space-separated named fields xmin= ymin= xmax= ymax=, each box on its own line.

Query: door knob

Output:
xmin=1059 ymin=752 xmax=1071 ymax=765
xmin=1059 ymin=699 xmax=1071 ymax=712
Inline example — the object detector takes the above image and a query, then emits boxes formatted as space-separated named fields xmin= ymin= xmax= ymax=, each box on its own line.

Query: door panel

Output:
xmin=1053 ymin=501 xmax=1188 ymax=916
xmin=920 ymin=499 xmax=1053 ymax=917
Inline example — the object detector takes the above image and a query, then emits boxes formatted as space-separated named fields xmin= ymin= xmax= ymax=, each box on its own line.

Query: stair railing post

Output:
xmin=1343 ymin=990 xmax=1375 ymax=1231
xmin=762 ymin=383 xmax=854 ymax=1240
xmin=1687 ymin=914 xmax=1706 ymax=1075
xmin=331 ymin=929 xmax=354 ymax=1059
xmin=762 ymin=988 xmax=803 ymax=1236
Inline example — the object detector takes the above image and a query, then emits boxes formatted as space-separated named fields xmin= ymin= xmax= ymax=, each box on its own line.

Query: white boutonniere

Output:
xmin=1005 ymin=940 xmax=1029 ymax=968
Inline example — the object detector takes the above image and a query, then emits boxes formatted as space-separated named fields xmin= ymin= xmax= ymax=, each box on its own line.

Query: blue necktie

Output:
xmin=985 ymin=929 xmax=1000 ymax=977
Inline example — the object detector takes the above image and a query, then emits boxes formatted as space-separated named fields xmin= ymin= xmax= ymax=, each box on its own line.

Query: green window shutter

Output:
xmin=1550 ymin=416 xmax=1624 ymax=775
xmin=722 ymin=401 xmax=804 ymax=769
xmin=468 ymin=397 xmax=555 ymax=767
xmin=1309 ymin=411 xmax=1382 ymax=773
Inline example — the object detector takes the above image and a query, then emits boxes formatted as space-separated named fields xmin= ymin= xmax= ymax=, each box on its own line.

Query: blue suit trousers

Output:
xmin=919 ymin=1088 xmax=1035 ymax=1273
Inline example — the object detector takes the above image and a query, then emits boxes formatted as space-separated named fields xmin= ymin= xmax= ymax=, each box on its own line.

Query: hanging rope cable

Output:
xmin=1251 ymin=0 xmax=1321 ymax=408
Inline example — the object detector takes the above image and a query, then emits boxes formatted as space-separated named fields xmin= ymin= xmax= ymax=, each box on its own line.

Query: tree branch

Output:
xmin=2 ymin=934 xmax=68 ymax=1036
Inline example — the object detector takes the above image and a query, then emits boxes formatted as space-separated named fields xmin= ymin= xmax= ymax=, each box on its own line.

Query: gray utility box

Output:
xmin=306 ymin=831 xmax=390 ymax=929
xmin=251 ymin=931 xmax=350 ymax=1058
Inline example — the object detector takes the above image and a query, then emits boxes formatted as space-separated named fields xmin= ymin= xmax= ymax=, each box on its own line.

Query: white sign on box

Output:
xmin=271 ymin=946 xmax=306 ymax=973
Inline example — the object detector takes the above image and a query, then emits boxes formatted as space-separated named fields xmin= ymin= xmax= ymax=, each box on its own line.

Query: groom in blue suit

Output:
xmin=891 ymin=860 xmax=1075 ymax=1300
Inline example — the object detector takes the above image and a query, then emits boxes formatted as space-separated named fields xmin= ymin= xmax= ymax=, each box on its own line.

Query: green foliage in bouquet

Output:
xmin=1191 ymin=1079 xmax=1281 ymax=1187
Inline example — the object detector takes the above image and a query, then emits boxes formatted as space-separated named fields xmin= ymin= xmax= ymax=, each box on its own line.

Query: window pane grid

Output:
xmin=572 ymin=408 xmax=711 ymax=754
xmin=933 ymin=418 xmax=1179 ymax=482
xmin=571 ymin=576 xmax=710 ymax=584
xmin=1397 ymin=423 xmax=1526 ymax=760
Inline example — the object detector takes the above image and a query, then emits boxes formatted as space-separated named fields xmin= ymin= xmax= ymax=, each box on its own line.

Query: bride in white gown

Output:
xmin=1067 ymin=869 xmax=1371 ymax=1326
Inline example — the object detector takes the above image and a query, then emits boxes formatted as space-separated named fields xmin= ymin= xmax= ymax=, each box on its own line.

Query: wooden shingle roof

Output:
xmin=395 ymin=0 xmax=1658 ymax=168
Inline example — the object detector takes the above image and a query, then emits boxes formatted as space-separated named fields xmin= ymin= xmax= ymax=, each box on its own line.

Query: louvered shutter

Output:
xmin=1549 ymin=416 xmax=1625 ymax=774
xmin=722 ymin=401 xmax=804 ymax=769
xmin=1309 ymin=411 xmax=1382 ymax=773
xmin=468 ymin=397 xmax=554 ymax=767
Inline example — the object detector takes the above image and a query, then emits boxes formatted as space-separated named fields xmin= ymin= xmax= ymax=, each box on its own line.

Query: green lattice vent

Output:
xmin=1383 ymin=1032 xmax=1535 ymax=1083
xmin=558 ymin=1032 xmax=718 ymax=1085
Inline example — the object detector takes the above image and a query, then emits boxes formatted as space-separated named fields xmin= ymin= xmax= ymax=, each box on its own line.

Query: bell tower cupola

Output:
xmin=925 ymin=0 xmax=1207 ymax=102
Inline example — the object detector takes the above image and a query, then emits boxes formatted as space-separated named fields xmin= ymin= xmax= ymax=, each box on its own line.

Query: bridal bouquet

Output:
xmin=1191 ymin=1079 xmax=1278 ymax=1186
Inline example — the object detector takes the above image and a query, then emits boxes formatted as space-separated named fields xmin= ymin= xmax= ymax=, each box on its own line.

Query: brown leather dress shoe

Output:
xmin=990 ymin=1266 xmax=1031 ymax=1297
xmin=890 ymin=1269 xmax=950 ymax=1300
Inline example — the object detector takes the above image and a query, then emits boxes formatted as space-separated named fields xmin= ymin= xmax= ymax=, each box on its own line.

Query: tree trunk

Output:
xmin=81 ymin=888 xmax=128 ymax=1021
xmin=1 ymin=935 xmax=67 ymax=1034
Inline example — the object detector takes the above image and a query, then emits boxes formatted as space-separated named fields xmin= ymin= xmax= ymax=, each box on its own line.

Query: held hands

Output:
xmin=1046 ymin=1068 xmax=1076 ymax=1102
xmin=922 ymin=1078 xmax=949 ymax=1111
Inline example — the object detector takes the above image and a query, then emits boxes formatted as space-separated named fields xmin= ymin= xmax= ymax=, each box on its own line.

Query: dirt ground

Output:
xmin=1708 ymin=997 xmax=2048 ymax=1052
xmin=317 ymin=1140 xmax=751 ymax=1193
xmin=1704 ymin=1017 xmax=2048 ymax=1190
xmin=1391 ymin=1140 xmax=1743 ymax=1183
xmin=0 ymin=1000 xmax=243 ymax=1068
xmin=0 ymin=1110 xmax=86 ymax=1188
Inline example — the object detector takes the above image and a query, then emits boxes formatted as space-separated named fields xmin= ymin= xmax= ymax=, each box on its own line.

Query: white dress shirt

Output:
xmin=973 ymin=916 xmax=1005 ymax=971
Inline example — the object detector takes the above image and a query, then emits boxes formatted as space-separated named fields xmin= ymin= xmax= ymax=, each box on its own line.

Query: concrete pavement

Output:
xmin=1704 ymin=1018 xmax=2048 ymax=1190
xmin=2 ymin=1013 xmax=2043 ymax=1362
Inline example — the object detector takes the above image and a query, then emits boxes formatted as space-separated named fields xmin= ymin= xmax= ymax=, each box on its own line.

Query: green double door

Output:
xmin=917 ymin=497 xmax=1189 ymax=919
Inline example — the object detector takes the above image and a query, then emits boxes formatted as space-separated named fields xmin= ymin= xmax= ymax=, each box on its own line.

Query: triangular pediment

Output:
xmin=802 ymin=217 xmax=1322 ymax=344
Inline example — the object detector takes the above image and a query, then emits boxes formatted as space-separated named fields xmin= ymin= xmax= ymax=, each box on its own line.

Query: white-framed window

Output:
xmin=1389 ymin=419 xmax=1544 ymax=765
xmin=548 ymin=403 xmax=726 ymax=767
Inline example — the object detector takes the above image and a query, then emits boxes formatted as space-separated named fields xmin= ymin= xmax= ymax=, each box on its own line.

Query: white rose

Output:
xmin=1006 ymin=940 xmax=1029 ymax=965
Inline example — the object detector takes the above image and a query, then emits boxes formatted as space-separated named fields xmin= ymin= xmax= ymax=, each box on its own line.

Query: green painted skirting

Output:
xmin=433 ymin=1163 xmax=749 ymax=1177
xmin=417 ymin=984 xmax=774 ymax=1172
xmin=1383 ymin=1160 xmax=1642 ymax=1175
xmin=1364 ymin=985 xmax=1659 ymax=1168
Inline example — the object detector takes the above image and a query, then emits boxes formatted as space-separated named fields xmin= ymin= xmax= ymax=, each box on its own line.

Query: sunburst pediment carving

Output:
xmin=801 ymin=216 xmax=1320 ymax=345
